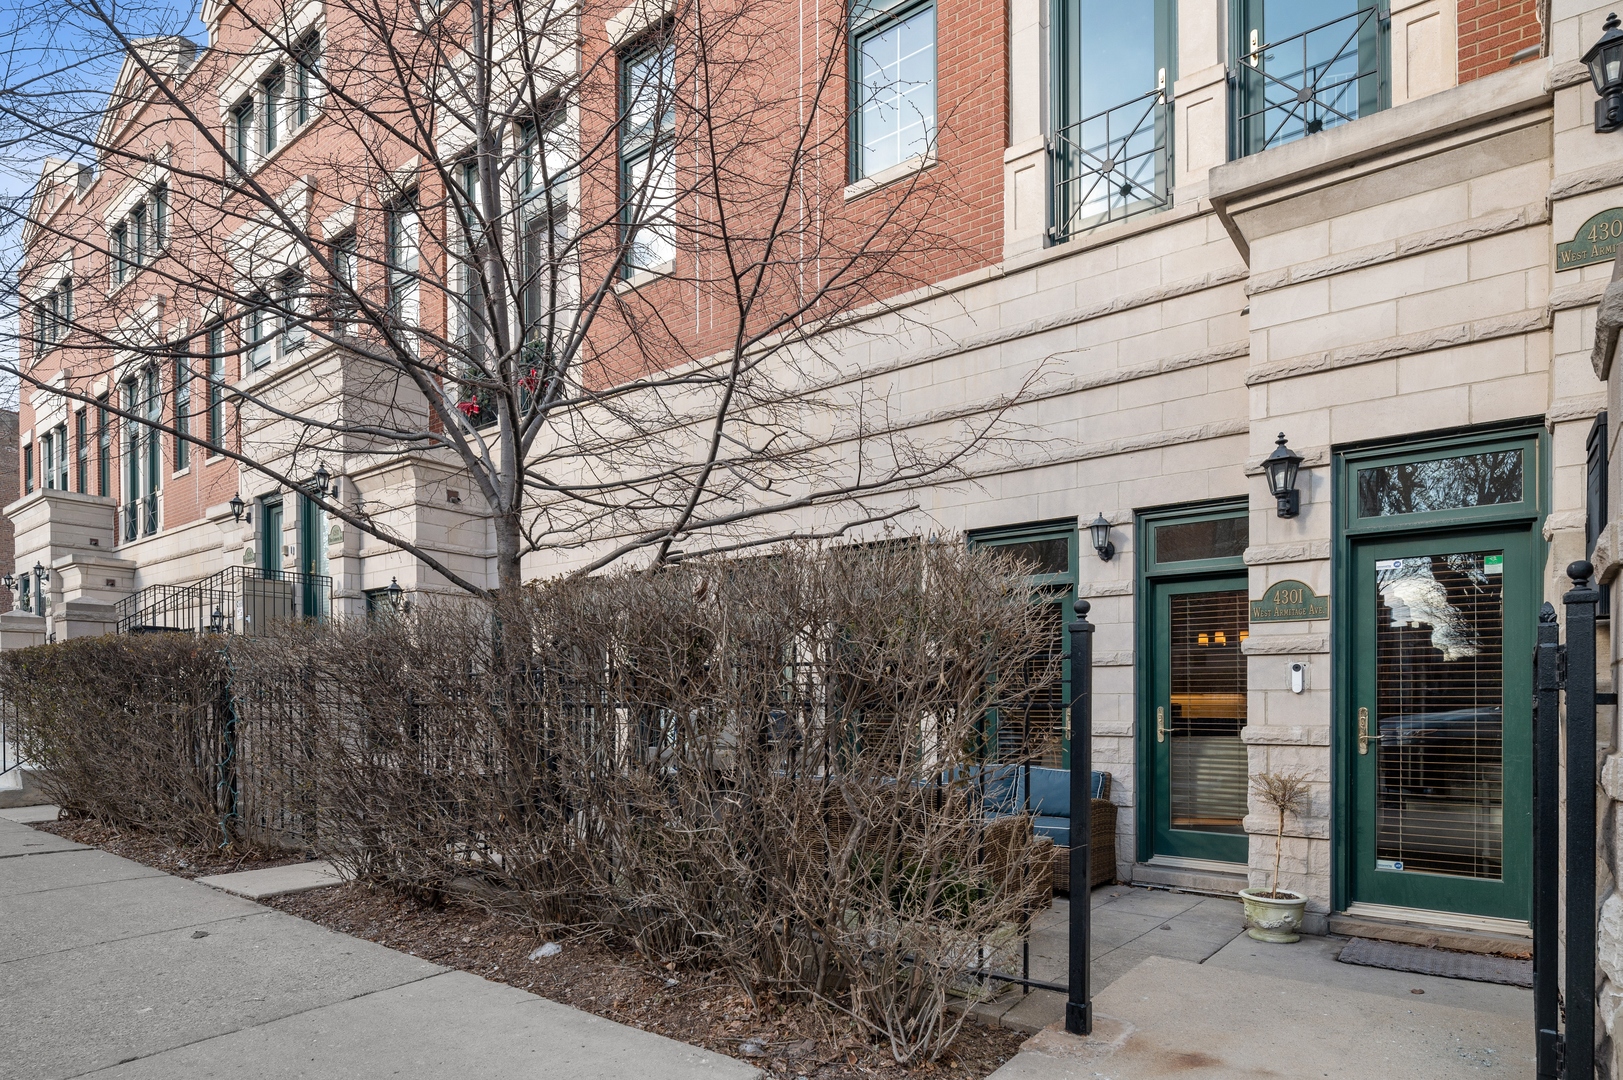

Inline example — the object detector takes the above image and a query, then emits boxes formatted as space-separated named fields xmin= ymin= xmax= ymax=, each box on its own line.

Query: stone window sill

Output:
xmin=844 ymin=152 xmax=936 ymax=202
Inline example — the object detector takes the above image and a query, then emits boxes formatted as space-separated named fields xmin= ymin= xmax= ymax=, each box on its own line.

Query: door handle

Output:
xmin=1357 ymin=707 xmax=1381 ymax=755
xmin=1157 ymin=706 xmax=1166 ymax=743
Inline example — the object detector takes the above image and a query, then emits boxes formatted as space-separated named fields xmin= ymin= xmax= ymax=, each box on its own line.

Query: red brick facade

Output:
xmin=1458 ymin=0 xmax=1541 ymax=82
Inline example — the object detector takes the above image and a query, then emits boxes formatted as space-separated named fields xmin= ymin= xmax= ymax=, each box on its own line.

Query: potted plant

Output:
xmin=1239 ymin=770 xmax=1311 ymax=943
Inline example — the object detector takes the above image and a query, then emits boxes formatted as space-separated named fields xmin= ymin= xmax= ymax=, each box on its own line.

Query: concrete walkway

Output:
xmin=987 ymin=906 xmax=1535 ymax=1079
xmin=0 ymin=816 xmax=759 ymax=1080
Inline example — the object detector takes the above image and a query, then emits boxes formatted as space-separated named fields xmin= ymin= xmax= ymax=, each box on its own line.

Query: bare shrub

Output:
xmin=228 ymin=540 xmax=1060 ymax=1062
xmin=1251 ymin=770 xmax=1312 ymax=899
xmin=0 ymin=636 xmax=232 ymax=847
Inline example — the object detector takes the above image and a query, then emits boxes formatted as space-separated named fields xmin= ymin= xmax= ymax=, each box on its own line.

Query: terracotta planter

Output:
xmin=1239 ymin=888 xmax=1307 ymax=943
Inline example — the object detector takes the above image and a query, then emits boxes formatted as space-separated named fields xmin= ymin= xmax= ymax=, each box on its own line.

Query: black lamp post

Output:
xmin=1088 ymin=513 xmax=1115 ymax=561
xmin=209 ymin=606 xmax=226 ymax=634
xmin=387 ymin=576 xmax=405 ymax=612
xmin=1263 ymin=432 xmax=1303 ymax=518
xmin=1585 ymin=13 xmax=1623 ymax=133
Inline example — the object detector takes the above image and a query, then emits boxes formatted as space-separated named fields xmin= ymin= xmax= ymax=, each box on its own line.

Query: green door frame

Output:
xmin=1329 ymin=422 xmax=1549 ymax=915
xmin=968 ymin=519 xmax=1080 ymax=767
xmin=1134 ymin=498 xmax=1249 ymax=863
xmin=261 ymin=496 xmax=284 ymax=577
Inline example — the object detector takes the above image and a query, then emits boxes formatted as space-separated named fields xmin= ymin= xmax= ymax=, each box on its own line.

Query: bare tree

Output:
xmin=0 ymin=0 xmax=1037 ymax=597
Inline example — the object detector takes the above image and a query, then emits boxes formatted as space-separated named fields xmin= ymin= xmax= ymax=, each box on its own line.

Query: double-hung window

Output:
xmin=277 ymin=270 xmax=306 ymax=353
xmin=75 ymin=408 xmax=88 ymax=493
xmin=232 ymin=97 xmax=255 ymax=172
xmin=330 ymin=233 xmax=357 ymax=335
xmin=22 ymin=440 xmax=32 ymax=494
xmin=619 ymin=32 xmax=676 ymax=276
xmin=261 ymin=68 xmax=283 ymax=155
xmin=851 ymin=0 xmax=937 ymax=181
xmin=293 ymin=34 xmax=320 ymax=126
xmin=206 ymin=323 xmax=225 ymax=451
xmin=53 ymin=422 xmax=67 ymax=490
xmin=387 ymin=195 xmax=421 ymax=345
xmin=30 ymin=276 xmax=71 ymax=357
xmin=173 ymin=343 xmax=191 ymax=470
xmin=112 ymin=223 xmax=130 ymax=284
xmin=41 ymin=429 xmax=55 ymax=490
xmin=244 ymin=294 xmax=273 ymax=369
xmin=96 ymin=396 xmax=109 ymax=496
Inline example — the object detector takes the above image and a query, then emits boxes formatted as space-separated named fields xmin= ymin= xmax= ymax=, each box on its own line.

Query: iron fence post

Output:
xmin=1534 ymin=600 xmax=1563 ymax=1079
xmin=1565 ymin=560 xmax=1600 ymax=1080
xmin=1066 ymin=598 xmax=1094 ymax=1036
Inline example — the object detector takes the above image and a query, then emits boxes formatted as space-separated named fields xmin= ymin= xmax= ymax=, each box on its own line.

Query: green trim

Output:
xmin=1134 ymin=498 xmax=1248 ymax=863
xmin=1329 ymin=423 xmax=1549 ymax=915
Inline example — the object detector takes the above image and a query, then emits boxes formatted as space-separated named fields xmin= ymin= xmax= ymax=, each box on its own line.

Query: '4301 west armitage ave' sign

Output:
xmin=1249 ymin=580 xmax=1328 ymax=622
xmin=1557 ymin=207 xmax=1623 ymax=270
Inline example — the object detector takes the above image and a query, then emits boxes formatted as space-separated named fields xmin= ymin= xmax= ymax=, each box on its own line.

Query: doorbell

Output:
xmin=1289 ymin=662 xmax=1307 ymax=694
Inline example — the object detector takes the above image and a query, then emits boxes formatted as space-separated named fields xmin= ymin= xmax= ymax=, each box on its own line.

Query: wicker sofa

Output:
xmin=983 ymin=766 xmax=1116 ymax=894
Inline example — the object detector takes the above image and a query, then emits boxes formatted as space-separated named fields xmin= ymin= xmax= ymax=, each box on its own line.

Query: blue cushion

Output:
xmin=1033 ymin=816 xmax=1070 ymax=846
xmin=1028 ymin=767 xmax=1070 ymax=818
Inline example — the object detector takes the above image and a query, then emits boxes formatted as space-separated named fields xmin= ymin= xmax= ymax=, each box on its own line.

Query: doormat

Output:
xmin=1336 ymin=937 xmax=1532 ymax=987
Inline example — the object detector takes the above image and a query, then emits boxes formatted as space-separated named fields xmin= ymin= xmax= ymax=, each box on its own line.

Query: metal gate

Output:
xmin=1533 ymin=560 xmax=1611 ymax=1080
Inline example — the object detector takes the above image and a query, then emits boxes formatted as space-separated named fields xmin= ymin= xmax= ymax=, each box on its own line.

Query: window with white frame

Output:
xmin=205 ymin=323 xmax=225 ymax=451
xmin=41 ymin=427 xmax=55 ymax=490
xmin=172 ymin=341 xmax=191 ymax=471
xmin=31 ymin=275 xmax=72 ymax=358
xmin=387 ymin=194 xmax=421 ymax=344
xmin=619 ymin=31 xmax=676 ymax=276
xmin=261 ymin=67 xmax=283 ymax=155
xmin=277 ymin=269 xmax=307 ymax=354
xmin=243 ymin=293 xmax=273 ymax=368
xmin=293 ymin=32 xmax=320 ymax=126
xmin=330 ymin=231 xmax=357 ymax=335
xmin=851 ymin=0 xmax=937 ymax=180
xmin=231 ymin=96 xmax=255 ymax=172
xmin=455 ymin=159 xmax=487 ymax=366
xmin=109 ymin=182 xmax=169 ymax=286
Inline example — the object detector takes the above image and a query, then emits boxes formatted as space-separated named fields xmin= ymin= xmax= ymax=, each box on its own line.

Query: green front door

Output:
xmin=261 ymin=498 xmax=284 ymax=577
xmin=1149 ymin=574 xmax=1251 ymax=863
xmin=297 ymin=493 xmax=326 ymax=619
xmin=1347 ymin=527 xmax=1534 ymax=921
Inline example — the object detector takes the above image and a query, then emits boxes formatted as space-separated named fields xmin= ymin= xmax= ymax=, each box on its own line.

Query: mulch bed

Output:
xmin=29 ymin=815 xmax=1028 ymax=1080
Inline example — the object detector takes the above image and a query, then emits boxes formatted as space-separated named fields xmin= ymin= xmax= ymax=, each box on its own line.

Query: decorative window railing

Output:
xmin=1050 ymin=86 xmax=1171 ymax=242
xmin=1229 ymin=4 xmax=1388 ymax=158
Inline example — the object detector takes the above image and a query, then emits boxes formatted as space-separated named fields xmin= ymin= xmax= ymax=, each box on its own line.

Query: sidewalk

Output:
xmin=0 ymin=815 xmax=759 ymax=1080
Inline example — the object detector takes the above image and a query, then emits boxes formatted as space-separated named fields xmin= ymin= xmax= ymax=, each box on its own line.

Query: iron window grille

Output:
xmin=1050 ymin=85 xmax=1172 ymax=241
xmin=1230 ymin=4 xmax=1389 ymax=158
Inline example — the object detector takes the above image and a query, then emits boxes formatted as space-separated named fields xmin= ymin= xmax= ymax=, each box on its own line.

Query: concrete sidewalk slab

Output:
xmin=988 ymin=952 xmax=1534 ymax=1079
xmin=87 ymin=968 xmax=760 ymax=1080
xmin=197 ymin=860 xmax=346 ymax=899
xmin=2 ymin=910 xmax=448 ymax=1079
xmin=0 ymin=816 xmax=85 ymax=858
xmin=0 ymin=870 xmax=266 ymax=962
xmin=0 ymin=804 xmax=61 ymax=823
xmin=0 ymin=847 xmax=164 ymax=899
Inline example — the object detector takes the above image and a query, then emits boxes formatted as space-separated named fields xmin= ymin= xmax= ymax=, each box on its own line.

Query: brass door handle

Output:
xmin=1358 ymin=707 xmax=1381 ymax=755
xmin=1157 ymin=706 xmax=1166 ymax=743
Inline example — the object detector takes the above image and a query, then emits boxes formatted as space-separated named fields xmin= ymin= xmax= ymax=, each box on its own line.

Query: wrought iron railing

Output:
xmin=122 ymin=499 xmax=138 ymax=542
xmin=0 ymin=691 xmax=22 ymax=779
xmin=1050 ymin=87 xmax=1171 ymax=241
xmin=114 ymin=564 xmax=332 ymax=635
xmin=1230 ymin=5 xmax=1388 ymax=158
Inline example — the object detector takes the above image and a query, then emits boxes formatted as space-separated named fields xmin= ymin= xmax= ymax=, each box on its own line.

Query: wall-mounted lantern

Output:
xmin=1585 ymin=13 xmax=1623 ymax=132
xmin=229 ymin=492 xmax=250 ymax=525
xmin=1088 ymin=513 xmax=1116 ymax=562
xmin=1262 ymin=432 xmax=1303 ymax=518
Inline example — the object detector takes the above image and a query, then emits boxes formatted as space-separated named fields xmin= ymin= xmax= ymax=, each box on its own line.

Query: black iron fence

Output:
xmin=1050 ymin=88 xmax=1171 ymax=241
xmin=1230 ymin=5 xmax=1388 ymax=158
xmin=1533 ymin=561 xmax=1609 ymax=1080
xmin=114 ymin=565 xmax=332 ymax=635
xmin=0 ymin=691 xmax=22 ymax=781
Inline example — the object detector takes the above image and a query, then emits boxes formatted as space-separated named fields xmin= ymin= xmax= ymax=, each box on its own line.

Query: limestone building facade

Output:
xmin=14 ymin=0 xmax=1623 ymax=1058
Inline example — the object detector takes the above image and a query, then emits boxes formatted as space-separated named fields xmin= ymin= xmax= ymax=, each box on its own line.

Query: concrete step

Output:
xmin=1326 ymin=912 xmax=1531 ymax=959
xmin=0 ymin=768 xmax=51 ymax=810
xmin=1129 ymin=861 xmax=1248 ymax=896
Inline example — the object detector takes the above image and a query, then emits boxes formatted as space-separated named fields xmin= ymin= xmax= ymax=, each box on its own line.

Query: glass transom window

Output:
xmin=1357 ymin=450 xmax=1524 ymax=519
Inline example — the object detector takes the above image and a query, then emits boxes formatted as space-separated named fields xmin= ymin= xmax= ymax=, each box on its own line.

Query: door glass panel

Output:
xmin=995 ymin=538 xmax=1070 ymax=576
xmin=1374 ymin=552 xmax=1504 ymax=879
xmin=1356 ymin=450 xmax=1523 ymax=518
xmin=1169 ymin=590 xmax=1249 ymax=834
xmin=998 ymin=600 xmax=1066 ymax=766
xmin=1154 ymin=516 xmax=1249 ymax=563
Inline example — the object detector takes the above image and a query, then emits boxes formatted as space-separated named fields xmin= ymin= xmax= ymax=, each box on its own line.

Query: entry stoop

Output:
xmin=1328 ymin=909 xmax=1532 ymax=959
xmin=0 ymin=767 xmax=50 ymax=809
